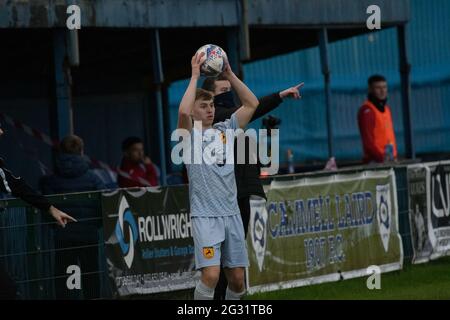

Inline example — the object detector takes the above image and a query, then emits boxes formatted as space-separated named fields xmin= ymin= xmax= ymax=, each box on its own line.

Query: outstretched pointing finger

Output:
xmin=295 ymin=82 xmax=305 ymax=89
xmin=64 ymin=213 xmax=78 ymax=223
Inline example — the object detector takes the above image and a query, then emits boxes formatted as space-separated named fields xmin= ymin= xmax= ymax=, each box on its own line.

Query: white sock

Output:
xmin=194 ymin=281 xmax=215 ymax=300
xmin=225 ymin=286 xmax=246 ymax=300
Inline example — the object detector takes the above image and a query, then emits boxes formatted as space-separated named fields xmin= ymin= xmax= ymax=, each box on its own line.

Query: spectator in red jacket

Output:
xmin=358 ymin=75 xmax=398 ymax=163
xmin=118 ymin=137 xmax=159 ymax=188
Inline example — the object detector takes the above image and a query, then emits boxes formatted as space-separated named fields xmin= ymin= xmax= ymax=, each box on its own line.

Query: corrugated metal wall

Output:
xmin=168 ymin=0 xmax=450 ymax=167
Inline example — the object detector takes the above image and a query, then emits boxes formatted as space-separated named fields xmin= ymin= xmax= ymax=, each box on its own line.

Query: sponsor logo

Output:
xmin=250 ymin=197 xmax=268 ymax=271
xmin=115 ymin=196 xmax=138 ymax=268
xmin=376 ymin=184 xmax=391 ymax=252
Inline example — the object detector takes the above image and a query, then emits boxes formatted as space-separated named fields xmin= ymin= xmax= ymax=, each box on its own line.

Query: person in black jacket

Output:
xmin=202 ymin=75 xmax=304 ymax=299
xmin=40 ymin=134 xmax=106 ymax=299
xmin=0 ymin=126 xmax=76 ymax=299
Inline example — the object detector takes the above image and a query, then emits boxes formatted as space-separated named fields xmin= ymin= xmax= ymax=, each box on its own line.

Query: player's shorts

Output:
xmin=192 ymin=214 xmax=249 ymax=270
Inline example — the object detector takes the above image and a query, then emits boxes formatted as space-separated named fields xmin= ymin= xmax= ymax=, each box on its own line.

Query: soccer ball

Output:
xmin=196 ymin=44 xmax=227 ymax=77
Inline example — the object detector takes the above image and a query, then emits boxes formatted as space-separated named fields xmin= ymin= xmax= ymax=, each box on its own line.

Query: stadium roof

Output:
xmin=0 ymin=0 xmax=409 ymax=29
xmin=0 ymin=0 xmax=410 ymax=81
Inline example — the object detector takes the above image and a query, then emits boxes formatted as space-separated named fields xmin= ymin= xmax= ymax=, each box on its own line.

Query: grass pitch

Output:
xmin=246 ymin=257 xmax=450 ymax=300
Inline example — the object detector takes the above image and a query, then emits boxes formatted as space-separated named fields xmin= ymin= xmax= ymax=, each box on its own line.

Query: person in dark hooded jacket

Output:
xmin=40 ymin=134 xmax=105 ymax=299
xmin=0 ymin=125 xmax=76 ymax=299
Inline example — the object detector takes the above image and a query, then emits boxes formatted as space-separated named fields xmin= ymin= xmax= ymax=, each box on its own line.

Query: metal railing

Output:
xmin=0 ymin=163 xmax=414 ymax=299
xmin=0 ymin=192 xmax=112 ymax=299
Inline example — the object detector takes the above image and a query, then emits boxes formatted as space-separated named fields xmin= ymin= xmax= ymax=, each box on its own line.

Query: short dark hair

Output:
xmin=368 ymin=74 xmax=387 ymax=86
xmin=195 ymin=88 xmax=214 ymax=102
xmin=60 ymin=135 xmax=84 ymax=155
xmin=122 ymin=136 xmax=143 ymax=151
xmin=201 ymin=74 xmax=228 ymax=92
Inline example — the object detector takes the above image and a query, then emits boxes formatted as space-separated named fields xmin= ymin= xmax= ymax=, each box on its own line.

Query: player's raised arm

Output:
xmin=178 ymin=52 xmax=206 ymax=131
xmin=221 ymin=61 xmax=259 ymax=129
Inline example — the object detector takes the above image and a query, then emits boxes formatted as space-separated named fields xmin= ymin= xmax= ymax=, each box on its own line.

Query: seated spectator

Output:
xmin=40 ymin=135 xmax=106 ymax=194
xmin=118 ymin=137 xmax=159 ymax=188
xmin=40 ymin=134 xmax=105 ymax=300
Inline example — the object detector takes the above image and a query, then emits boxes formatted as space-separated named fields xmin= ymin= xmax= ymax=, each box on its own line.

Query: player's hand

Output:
xmin=279 ymin=82 xmax=304 ymax=100
xmin=191 ymin=52 xmax=206 ymax=79
xmin=49 ymin=205 xmax=77 ymax=228
xmin=221 ymin=54 xmax=234 ymax=79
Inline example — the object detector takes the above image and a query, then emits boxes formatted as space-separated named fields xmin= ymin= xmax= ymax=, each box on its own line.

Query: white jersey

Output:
xmin=186 ymin=113 xmax=240 ymax=217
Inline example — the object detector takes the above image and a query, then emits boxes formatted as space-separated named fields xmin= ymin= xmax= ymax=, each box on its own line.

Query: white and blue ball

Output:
xmin=196 ymin=44 xmax=227 ymax=77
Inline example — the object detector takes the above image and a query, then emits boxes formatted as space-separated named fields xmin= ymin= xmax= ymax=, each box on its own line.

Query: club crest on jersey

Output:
xmin=220 ymin=132 xmax=227 ymax=144
xmin=203 ymin=247 xmax=215 ymax=259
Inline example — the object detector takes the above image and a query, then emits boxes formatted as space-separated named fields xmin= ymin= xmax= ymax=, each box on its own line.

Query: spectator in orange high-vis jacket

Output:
xmin=358 ymin=75 xmax=398 ymax=163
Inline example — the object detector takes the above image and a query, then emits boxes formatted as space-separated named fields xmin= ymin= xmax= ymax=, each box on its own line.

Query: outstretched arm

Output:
xmin=178 ymin=52 xmax=206 ymax=131
xmin=0 ymin=166 xmax=77 ymax=227
xmin=251 ymin=82 xmax=304 ymax=120
xmin=213 ymin=82 xmax=304 ymax=124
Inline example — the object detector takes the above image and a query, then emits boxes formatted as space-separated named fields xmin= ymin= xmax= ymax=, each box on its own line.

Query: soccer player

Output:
xmin=177 ymin=52 xmax=259 ymax=300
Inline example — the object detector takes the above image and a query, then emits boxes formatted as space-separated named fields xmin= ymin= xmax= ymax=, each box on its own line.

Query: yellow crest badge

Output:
xmin=203 ymin=247 xmax=215 ymax=259
xmin=220 ymin=132 xmax=227 ymax=144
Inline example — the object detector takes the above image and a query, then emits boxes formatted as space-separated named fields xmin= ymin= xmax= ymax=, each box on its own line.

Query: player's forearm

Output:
xmin=227 ymin=72 xmax=258 ymax=110
xmin=178 ymin=76 xmax=197 ymax=129
xmin=179 ymin=76 xmax=198 ymax=116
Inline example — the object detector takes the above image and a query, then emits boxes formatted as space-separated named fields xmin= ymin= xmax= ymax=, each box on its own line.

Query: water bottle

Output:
xmin=384 ymin=143 xmax=394 ymax=162
xmin=287 ymin=149 xmax=295 ymax=174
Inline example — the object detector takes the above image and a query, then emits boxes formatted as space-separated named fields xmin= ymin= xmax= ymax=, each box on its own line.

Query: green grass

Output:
xmin=246 ymin=257 xmax=450 ymax=300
